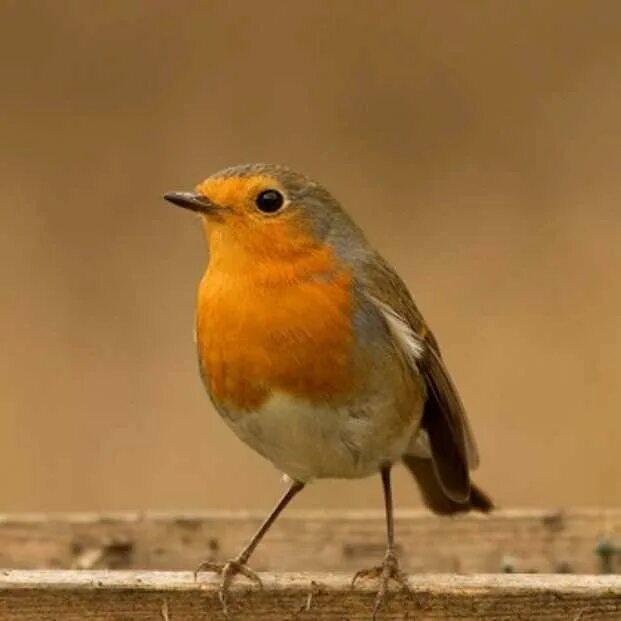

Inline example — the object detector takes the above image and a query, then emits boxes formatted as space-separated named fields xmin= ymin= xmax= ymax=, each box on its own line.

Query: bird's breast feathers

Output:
xmin=194 ymin=239 xmax=426 ymax=479
xmin=196 ymin=255 xmax=357 ymax=412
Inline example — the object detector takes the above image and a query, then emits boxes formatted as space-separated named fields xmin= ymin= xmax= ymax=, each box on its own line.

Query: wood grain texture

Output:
xmin=0 ymin=570 xmax=619 ymax=621
xmin=0 ymin=509 xmax=619 ymax=574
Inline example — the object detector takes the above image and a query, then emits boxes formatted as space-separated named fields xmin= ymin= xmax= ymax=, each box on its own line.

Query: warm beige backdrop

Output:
xmin=1 ymin=2 xmax=620 ymax=513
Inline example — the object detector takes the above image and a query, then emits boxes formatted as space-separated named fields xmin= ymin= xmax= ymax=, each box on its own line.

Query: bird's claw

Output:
xmin=194 ymin=558 xmax=263 ymax=616
xmin=352 ymin=550 xmax=410 ymax=620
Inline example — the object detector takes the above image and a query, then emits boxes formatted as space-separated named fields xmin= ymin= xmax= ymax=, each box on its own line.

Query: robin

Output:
xmin=164 ymin=163 xmax=492 ymax=618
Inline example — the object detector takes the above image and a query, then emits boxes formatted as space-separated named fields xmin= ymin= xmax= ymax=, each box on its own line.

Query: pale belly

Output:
xmin=217 ymin=391 xmax=424 ymax=482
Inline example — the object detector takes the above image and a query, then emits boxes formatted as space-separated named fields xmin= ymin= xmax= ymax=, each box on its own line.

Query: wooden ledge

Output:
xmin=0 ymin=570 xmax=620 ymax=620
xmin=1 ymin=509 xmax=619 ymax=574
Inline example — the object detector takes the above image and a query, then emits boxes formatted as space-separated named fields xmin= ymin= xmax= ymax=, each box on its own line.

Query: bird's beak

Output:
xmin=163 ymin=191 xmax=220 ymax=215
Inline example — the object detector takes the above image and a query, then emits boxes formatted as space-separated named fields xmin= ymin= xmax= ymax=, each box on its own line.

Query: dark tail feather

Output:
xmin=422 ymin=392 xmax=471 ymax=502
xmin=402 ymin=455 xmax=494 ymax=515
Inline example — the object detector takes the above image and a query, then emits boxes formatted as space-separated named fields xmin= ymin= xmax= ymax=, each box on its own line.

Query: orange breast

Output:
xmin=196 ymin=226 xmax=356 ymax=412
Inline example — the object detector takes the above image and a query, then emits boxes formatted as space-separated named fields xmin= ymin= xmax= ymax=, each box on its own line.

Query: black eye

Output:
xmin=255 ymin=189 xmax=284 ymax=213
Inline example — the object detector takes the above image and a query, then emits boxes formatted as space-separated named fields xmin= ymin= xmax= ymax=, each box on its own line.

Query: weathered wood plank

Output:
xmin=0 ymin=509 xmax=619 ymax=574
xmin=0 ymin=570 xmax=620 ymax=621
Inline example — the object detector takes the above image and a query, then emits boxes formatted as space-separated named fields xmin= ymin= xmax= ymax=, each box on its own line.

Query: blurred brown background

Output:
xmin=1 ymin=1 xmax=620 ymax=513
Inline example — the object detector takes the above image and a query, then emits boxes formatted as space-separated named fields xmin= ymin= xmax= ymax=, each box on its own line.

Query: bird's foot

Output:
xmin=351 ymin=549 xmax=410 ymax=619
xmin=194 ymin=557 xmax=262 ymax=616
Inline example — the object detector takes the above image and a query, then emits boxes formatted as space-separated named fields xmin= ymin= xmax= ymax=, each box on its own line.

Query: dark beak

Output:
xmin=163 ymin=191 xmax=218 ymax=214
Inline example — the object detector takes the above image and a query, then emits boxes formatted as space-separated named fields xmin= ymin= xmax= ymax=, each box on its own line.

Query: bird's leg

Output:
xmin=351 ymin=465 xmax=409 ymax=619
xmin=195 ymin=479 xmax=305 ymax=615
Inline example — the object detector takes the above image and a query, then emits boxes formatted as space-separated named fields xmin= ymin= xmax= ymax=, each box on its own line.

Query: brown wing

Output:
xmin=361 ymin=253 xmax=480 ymax=502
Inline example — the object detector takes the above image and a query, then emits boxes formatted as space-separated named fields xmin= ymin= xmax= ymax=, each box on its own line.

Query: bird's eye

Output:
xmin=255 ymin=189 xmax=284 ymax=213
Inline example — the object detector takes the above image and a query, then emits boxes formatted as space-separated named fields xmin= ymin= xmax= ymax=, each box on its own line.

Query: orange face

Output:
xmin=191 ymin=173 xmax=328 ymax=280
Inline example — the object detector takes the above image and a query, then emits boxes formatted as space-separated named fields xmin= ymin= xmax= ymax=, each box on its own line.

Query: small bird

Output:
xmin=164 ymin=164 xmax=492 ymax=618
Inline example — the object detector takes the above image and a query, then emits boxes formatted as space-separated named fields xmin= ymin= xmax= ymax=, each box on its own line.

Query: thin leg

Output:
xmin=381 ymin=465 xmax=395 ymax=553
xmin=352 ymin=465 xmax=409 ymax=620
xmin=236 ymin=479 xmax=305 ymax=565
xmin=196 ymin=479 xmax=305 ymax=615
